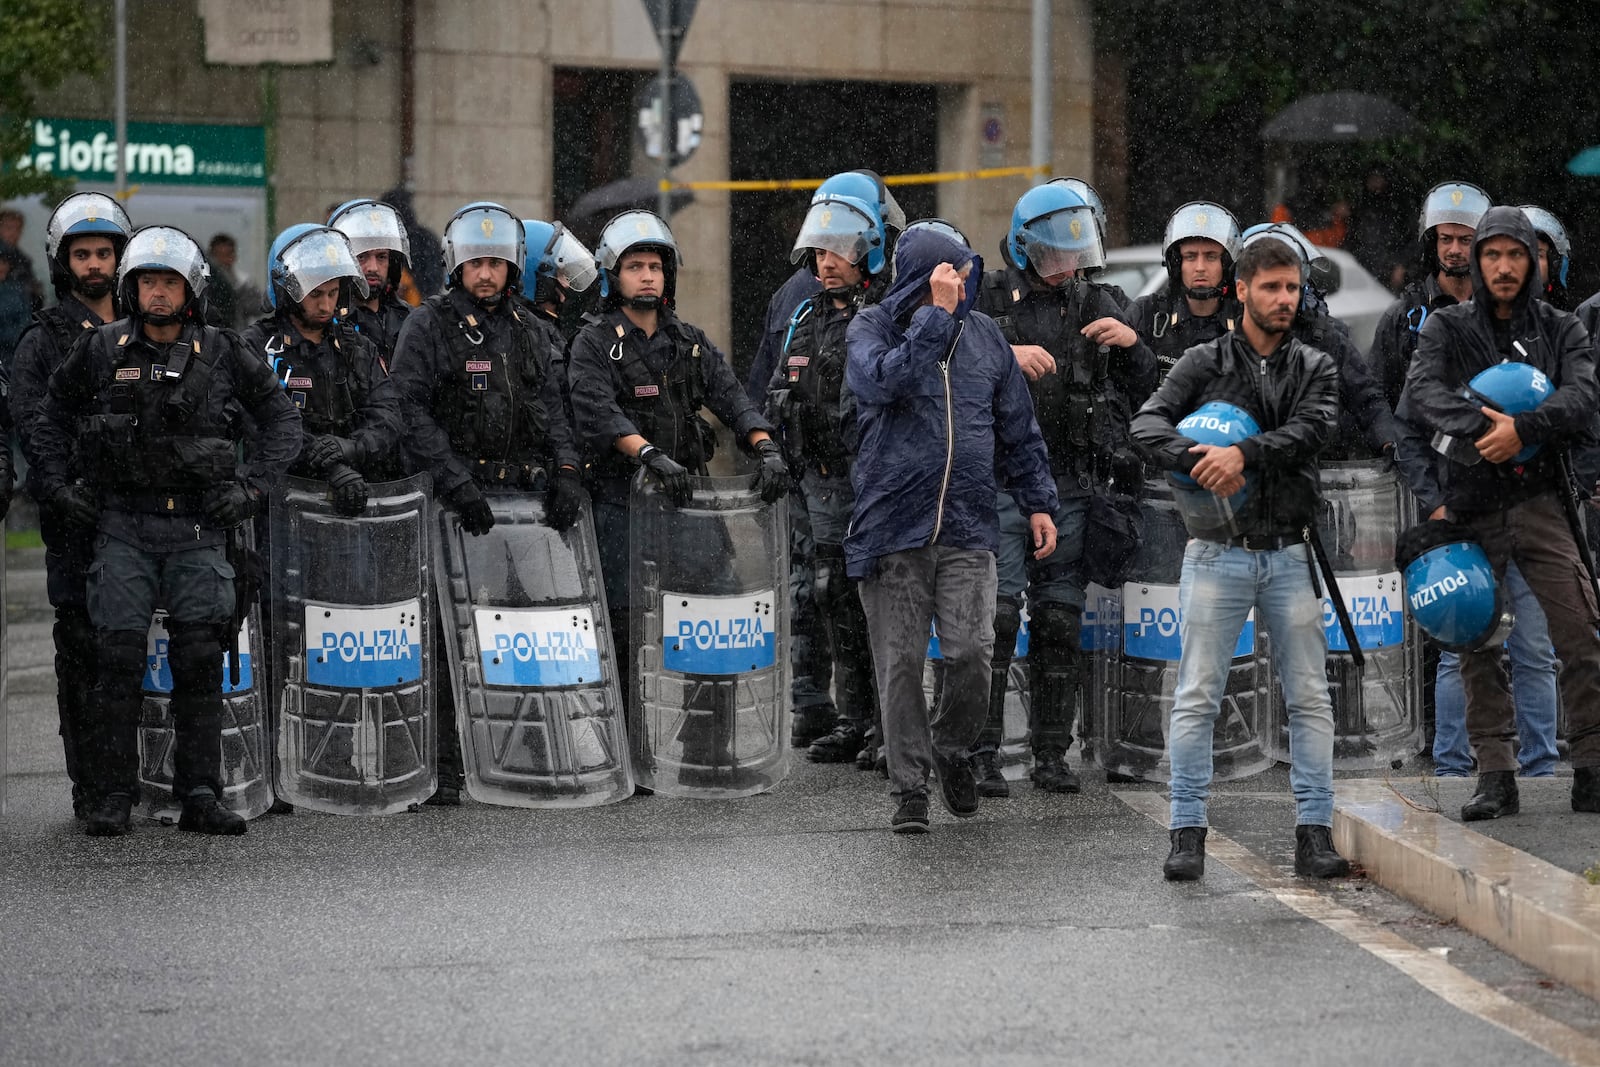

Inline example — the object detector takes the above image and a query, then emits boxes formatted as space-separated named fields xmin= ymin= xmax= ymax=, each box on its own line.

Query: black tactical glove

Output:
xmin=326 ymin=463 xmax=370 ymax=516
xmin=450 ymin=481 xmax=495 ymax=536
xmin=202 ymin=483 xmax=257 ymax=528
xmin=546 ymin=467 xmax=584 ymax=532
xmin=638 ymin=443 xmax=692 ymax=507
xmin=49 ymin=483 xmax=99 ymax=529
xmin=304 ymin=434 xmax=357 ymax=473
xmin=751 ymin=438 xmax=789 ymax=504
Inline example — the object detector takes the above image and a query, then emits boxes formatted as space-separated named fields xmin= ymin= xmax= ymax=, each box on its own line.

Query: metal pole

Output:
xmin=261 ymin=65 xmax=278 ymax=235
xmin=657 ymin=0 xmax=673 ymax=220
xmin=1030 ymin=0 xmax=1051 ymax=175
xmin=114 ymin=0 xmax=127 ymax=194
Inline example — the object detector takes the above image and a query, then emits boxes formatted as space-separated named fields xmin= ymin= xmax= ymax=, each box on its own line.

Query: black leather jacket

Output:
xmin=1132 ymin=330 xmax=1339 ymax=536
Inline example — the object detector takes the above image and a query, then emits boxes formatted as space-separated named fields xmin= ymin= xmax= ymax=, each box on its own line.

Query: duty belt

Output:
xmin=101 ymin=489 xmax=209 ymax=515
xmin=1225 ymin=531 xmax=1300 ymax=551
xmin=470 ymin=460 xmax=548 ymax=490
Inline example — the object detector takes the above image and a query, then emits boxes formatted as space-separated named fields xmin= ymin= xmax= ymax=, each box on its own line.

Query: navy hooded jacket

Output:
xmin=843 ymin=228 xmax=1056 ymax=579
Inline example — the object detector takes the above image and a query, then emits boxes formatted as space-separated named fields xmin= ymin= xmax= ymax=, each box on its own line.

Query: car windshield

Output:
xmin=1098 ymin=260 xmax=1162 ymax=297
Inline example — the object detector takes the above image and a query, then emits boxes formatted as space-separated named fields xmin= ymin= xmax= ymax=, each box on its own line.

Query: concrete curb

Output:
xmin=1333 ymin=778 xmax=1600 ymax=1001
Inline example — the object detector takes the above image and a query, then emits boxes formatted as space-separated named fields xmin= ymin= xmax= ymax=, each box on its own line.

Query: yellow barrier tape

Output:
xmin=660 ymin=164 xmax=1050 ymax=193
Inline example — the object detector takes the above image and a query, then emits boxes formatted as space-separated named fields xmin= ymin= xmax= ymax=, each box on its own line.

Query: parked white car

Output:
xmin=1100 ymin=244 xmax=1393 ymax=353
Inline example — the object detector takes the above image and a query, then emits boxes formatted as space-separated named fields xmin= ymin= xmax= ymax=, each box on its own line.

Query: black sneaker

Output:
xmin=1293 ymin=824 xmax=1350 ymax=878
xmin=971 ymin=750 xmax=1010 ymax=798
xmin=1030 ymin=750 xmax=1082 ymax=794
xmin=807 ymin=723 xmax=867 ymax=764
xmin=1163 ymin=826 xmax=1206 ymax=881
xmin=891 ymin=793 xmax=930 ymax=834
xmin=85 ymin=792 xmax=133 ymax=838
xmin=933 ymin=751 xmax=979 ymax=818
xmin=1461 ymin=769 xmax=1519 ymax=821
xmin=424 ymin=783 xmax=462 ymax=807
xmin=178 ymin=792 xmax=247 ymax=836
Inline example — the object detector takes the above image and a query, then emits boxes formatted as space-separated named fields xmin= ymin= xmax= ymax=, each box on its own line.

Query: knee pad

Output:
xmin=166 ymin=622 xmax=225 ymax=695
xmin=55 ymin=607 xmax=98 ymax=676
xmin=1029 ymin=606 xmax=1083 ymax=670
xmin=813 ymin=544 xmax=845 ymax=610
xmin=95 ymin=629 xmax=149 ymax=700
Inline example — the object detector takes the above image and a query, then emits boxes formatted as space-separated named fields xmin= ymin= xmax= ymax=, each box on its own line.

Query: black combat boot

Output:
xmin=971 ymin=750 xmax=1010 ymax=798
xmin=1572 ymin=766 xmax=1600 ymax=813
xmin=1294 ymin=824 xmax=1351 ymax=878
xmin=1163 ymin=827 xmax=1206 ymax=881
xmin=1461 ymin=769 xmax=1519 ymax=821
xmin=85 ymin=792 xmax=133 ymax=837
xmin=178 ymin=790 xmax=247 ymax=835
xmin=807 ymin=722 xmax=866 ymax=764
xmin=1030 ymin=749 xmax=1082 ymax=793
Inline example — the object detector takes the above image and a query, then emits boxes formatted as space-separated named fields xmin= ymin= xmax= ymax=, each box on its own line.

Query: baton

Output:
xmin=1305 ymin=524 xmax=1366 ymax=672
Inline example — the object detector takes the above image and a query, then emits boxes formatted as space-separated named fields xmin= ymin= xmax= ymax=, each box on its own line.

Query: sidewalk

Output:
xmin=1335 ymin=775 xmax=1600 ymax=1001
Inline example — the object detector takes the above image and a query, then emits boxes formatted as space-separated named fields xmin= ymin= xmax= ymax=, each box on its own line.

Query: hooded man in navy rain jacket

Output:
xmin=845 ymin=227 xmax=1057 ymax=833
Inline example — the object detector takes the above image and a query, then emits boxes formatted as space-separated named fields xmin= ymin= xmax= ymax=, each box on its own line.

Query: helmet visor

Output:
xmin=118 ymin=226 xmax=209 ymax=296
xmin=1520 ymin=206 xmax=1570 ymax=257
xmin=597 ymin=211 xmax=680 ymax=271
xmin=548 ymin=226 xmax=598 ymax=292
xmin=1163 ymin=202 xmax=1241 ymax=260
xmin=1421 ymin=183 xmax=1490 ymax=234
xmin=445 ymin=205 xmax=522 ymax=273
xmin=279 ymin=229 xmax=369 ymax=303
xmin=48 ymin=193 xmax=132 ymax=258
xmin=1018 ymin=206 xmax=1105 ymax=276
xmin=791 ymin=198 xmax=878 ymax=266
xmin=331 ymin=202 xmax=410 ymax=263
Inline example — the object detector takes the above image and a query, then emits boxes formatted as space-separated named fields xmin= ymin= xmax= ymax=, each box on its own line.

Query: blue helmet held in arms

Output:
xmin=1462 ymin=361 xmax=1552 ymax=463
xmin=1396 ymin=521 xmax=1512 ymax=653
xmin=1168 ymin=401 xmax=1260 ymax=538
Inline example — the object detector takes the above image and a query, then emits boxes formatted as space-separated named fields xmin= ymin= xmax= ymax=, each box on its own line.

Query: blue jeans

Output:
xmin=1170 ymin=540 xmax=1334 ymax=829
xmin=1433 ymin=561 xmax=1559 ymax=777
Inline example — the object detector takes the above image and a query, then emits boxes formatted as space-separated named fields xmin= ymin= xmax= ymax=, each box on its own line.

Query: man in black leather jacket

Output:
xmin=1396 ymin=206 xmax=1600 ymax=822
xmin=1132 ymin=236 xmax=1349 ymax=883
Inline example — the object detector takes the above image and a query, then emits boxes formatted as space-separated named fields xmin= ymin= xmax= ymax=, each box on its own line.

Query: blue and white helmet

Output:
xmin=1008 ymin=183 xmax=1104 ymax=279
xmin=1168 ymin=401 xmax=1260 ymax=539
xmin=1519 ymin=205 xmax=1571 ymax=291
xmin=1397 ymin=523 xmax=1513 ymax=653
xmin=1462 ymin=361 xmax=1552 ymax=463
xmin=442 ymin=201 xmax=524 ymax=287
xmin=791 ymin=193 xmax=886 ymax=276
xmin=268 ymin=224 xmax=367 ymax=310
xmin=45 ymin=192 xmax=133 ymax=297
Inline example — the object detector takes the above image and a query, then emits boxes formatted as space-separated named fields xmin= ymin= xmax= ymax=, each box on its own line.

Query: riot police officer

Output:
xmin=243 ymin=225 xmax=402 ymax=511
xmin=30 ymin=225 xmax=302 ymax=837
xmin=1049 ymin=176 xmax=1131 ymax=310
xmin=11 ymin=192 xmax=128 ymax=818
xmin=390 ymin=201 xmax=586 ymax=806
xmin=1369 ymin=181 xmax=1492 ymax=411
xmin=1127 ymin=201 xmax=1242 ymax=382
xmin=744 ymin=171 xmax=905 ymax=750
xmin=517 ymin=218 xmax=598 ymax=395
xmin=329 ymin=198 xmax=414 ymax=359
xmin=567 ymin=210 xmax=787 ymax=701
xmin=974 ymin=183 xmax=1157 ymax=794
xmin=766 ymin=192 xmax=885 ymax=765
xmin=1521 ymin=205 xmax=1572 ymax=310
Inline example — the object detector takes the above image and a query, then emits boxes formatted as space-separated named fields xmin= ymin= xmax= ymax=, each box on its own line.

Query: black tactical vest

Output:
xmin=1146 ymin=297 xmax=1235 ymax=380
xmin=259 ymin=320 xmax=360 ymax=438
xmin=985 ymin=275 xmax=1130 ymax=476
xmin=79 ymin=323 xmax=235 ymax=495
xmin=599 ymin=317 xmax=712 ymax=475
xmin=780 ymin=295 xmax=853 ymax=472
xmin=426 ymin=294 xmax=551 ymax=470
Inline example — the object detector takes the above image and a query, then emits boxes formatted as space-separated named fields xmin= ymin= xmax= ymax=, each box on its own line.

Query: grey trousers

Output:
xmin=859 ymin=546 xmax=997 ymax=799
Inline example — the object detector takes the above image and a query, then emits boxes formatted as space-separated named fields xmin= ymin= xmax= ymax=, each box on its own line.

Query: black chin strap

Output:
xmin=626 ymin=294 xmax=661 ymax=310
xmin=1185 ymin=284 xmax=1226 ymax=301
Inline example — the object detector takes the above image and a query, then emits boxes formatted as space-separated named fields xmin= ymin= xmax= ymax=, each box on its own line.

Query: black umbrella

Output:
xmin=1261 ymin=92 xmax=1420 ymax=143
xmin=568 ymin=177 xmax=695 ymax=225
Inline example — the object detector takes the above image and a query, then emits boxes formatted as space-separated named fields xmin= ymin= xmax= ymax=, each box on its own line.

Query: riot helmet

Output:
xmin=1519 ymin=205 xmax=1571 ymax=295
xmin=1162 ymin=201 xmax=1242 ymax=301
xmin=595 ymin=210 xmax=681 ymax=310
xmin=520 ymin=219 xmax=598 ymax=307
xmin=814 ymin=169 xmax=906 ymax=233
xmin=1462 ymin=361 xmax=1551 ymax=463
xmin=1007 ymin=183 xmax=1104 ymax=283
xmin=1418 ymin=181 xmax=1491 ymax=277
xmin=1050 ymin=177 xmax=1108 ymax=243
xmin=1168 ymin=400 xmax=1260 ymax=539
xmin=791 ymin=193 xmax=885 ymax=295
xmin=268 ymin=224 xmax=368 ymax=317
xmin=442 ymin=201 xmax=525 ymax=296
xmin=1240 ymin=222 xmax=1332 ymax=296
xmin=328 ymin=198 xmax=411 ymax=294
xmin=116 ymin=225 xmax=209 ymax=326
xmin=45 ymin=192 xmax=133 ymax=301
xmin=1396 ymin=522 xmax=1513 ymax=653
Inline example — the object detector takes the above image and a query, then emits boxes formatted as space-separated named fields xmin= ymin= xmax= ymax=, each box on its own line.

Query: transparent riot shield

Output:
xmin=1092 ymin=479 xmax=1273 ymax=783
xmin=138 ymin=604 xmax=272 ymax=821
xmin=631 ymin=474 xmax=790 ymax=798
xmin=1270 ymin=460 xmax=1422 ymax=769
xmin=435 ymin=490 xmax=630 ymax=807
xmin=270 ymin=475 xmax=435 ymax=814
